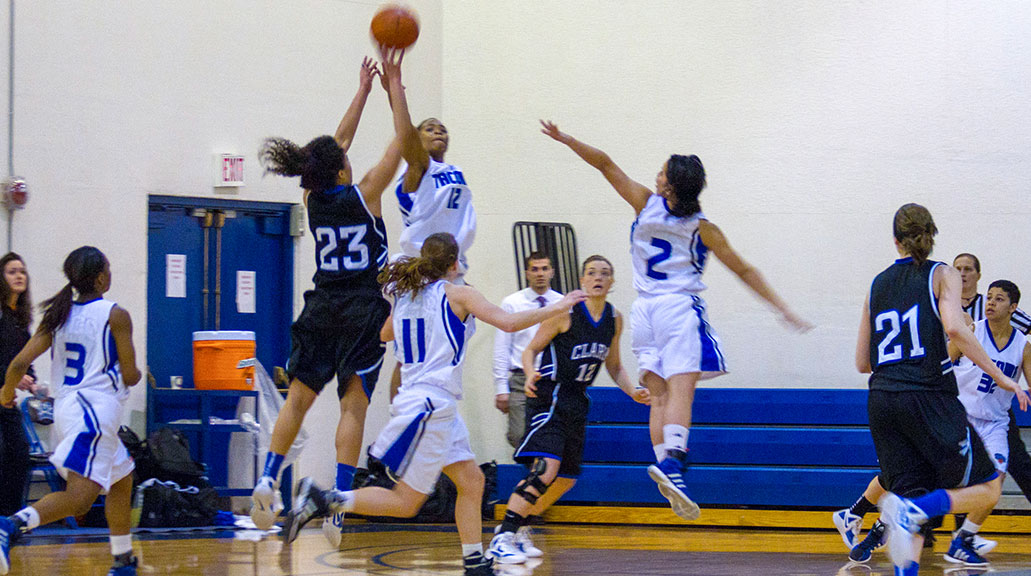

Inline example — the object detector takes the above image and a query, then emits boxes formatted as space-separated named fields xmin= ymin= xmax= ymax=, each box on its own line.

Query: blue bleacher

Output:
xmin=496 ymin=387 xmax=909 ymax=508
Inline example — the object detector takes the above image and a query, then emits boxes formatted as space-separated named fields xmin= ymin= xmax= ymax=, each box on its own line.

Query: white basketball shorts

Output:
xmin=631 ymin=292 xmax=727 ymax=381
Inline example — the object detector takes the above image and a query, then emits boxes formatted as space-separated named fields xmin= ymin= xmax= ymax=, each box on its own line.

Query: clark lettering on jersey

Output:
xmin=570 ymin=342 xmax=609 ymax=362
xmin=432 ymin=170 xmax=466 ymax=187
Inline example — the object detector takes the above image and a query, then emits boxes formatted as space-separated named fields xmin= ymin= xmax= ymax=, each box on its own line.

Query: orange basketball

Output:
xmin=370 ymin=5 xmax=419 ymax=50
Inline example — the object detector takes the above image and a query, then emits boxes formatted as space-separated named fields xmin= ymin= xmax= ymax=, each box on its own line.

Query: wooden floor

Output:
xmin=8 ymin=522 xmax=1031 ymax=575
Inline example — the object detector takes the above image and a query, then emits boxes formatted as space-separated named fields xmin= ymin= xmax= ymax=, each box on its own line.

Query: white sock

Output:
xmin=662 ymin=425 xmax=689 ymax=452
xmin=653 ymin=443 xmax=666 ymax=462
xmin=329 ymin=489 xmax=356 ymax=513
xmin=960 ymin=519 xmax=981 ymax=535
xmin=462 ymin=543 xmax=483 ymax=557
xmin=110 ymin=534 xmax=133 ymax=556
xmin=15 ymin=507 xmax=40 ymax=530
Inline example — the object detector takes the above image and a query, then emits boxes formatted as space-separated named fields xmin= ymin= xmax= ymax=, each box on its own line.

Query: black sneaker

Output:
xmin=464 ymin=552 xmax=494 ymax=576
xmin=848 ymin=519 xmax=886 ymax=563
xmin=282 ymin=477 xmax=329 ymax=544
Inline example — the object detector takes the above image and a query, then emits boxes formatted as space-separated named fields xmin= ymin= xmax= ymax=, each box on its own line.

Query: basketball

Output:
xmin=370 ymin=5 xmax=419 ymax=50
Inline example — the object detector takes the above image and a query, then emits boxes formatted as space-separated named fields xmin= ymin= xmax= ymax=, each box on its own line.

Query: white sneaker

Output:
xmin=322 ymin=512 xmax=345 ymax=547
xmin=952 ymin=532 xmax=997 ymax=555
xmin=487 ymin=531 xmax=527 ymax=564
xmin=250 ymin=476 xmax=283 ymax=531
xmin=515 ymin=526 xmax=543 ymax=558
xmin=878 ymin=493 xmax=928 ymax=571
xmin=833 ymin=508 xmax=864 ymax=549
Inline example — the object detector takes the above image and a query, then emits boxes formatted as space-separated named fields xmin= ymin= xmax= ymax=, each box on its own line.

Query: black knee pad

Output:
xmin=513 ymin=458 xmax=551 ymax=505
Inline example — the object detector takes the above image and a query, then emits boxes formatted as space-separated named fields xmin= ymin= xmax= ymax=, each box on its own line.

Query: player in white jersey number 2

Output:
xmin=0 ymin=247 xmax=142 ymax=576
xmin=541 ymin=120 xmax=811 ymax=521
xmin=282 ymin=233 xmax=585 ymax=576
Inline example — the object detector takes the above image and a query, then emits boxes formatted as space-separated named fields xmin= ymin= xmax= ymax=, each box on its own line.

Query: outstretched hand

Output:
xmin=559 ymin=289 xmax=588 ymax=310
xmin=359 ymin=56 xmax=381 ymax=90
xmin=540 ymin=120 xmax=566 ymax=142
xmin=781 ymin=310 xmax=814 ymax=333
xmin=378 ymin=44 xmax=405 ymax=83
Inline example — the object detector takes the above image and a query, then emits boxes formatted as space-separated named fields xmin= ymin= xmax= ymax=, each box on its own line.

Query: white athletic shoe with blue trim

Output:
xmin=487 ymin=531 xmax=527 ymax=564
xmin=322 ymin=512 xmax=345 ymax=547
xmin=648 ymin=458 xmax=700 ymax=520
xmin=249 ymin=476 xmax=283 ymax=531
xmin=833 ymin=508 xmax=863 ymax=549
xmin=878 ymin=493 xmax=928 ymax=571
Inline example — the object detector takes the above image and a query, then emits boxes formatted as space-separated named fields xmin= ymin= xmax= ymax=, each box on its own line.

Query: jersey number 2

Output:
xmin=316 ymin=225 xmax=369 ymax=271
xmin=874 ymin=305 xmax=926 ymax=365
xmin=645 ymin=238 xmax=673 ymax=280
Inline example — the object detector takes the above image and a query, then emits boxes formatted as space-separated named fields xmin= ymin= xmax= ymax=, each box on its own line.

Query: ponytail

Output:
xmin=260 ymin=135 xmax=344 ymax=193
xmin=38 ymin=246 xmax=108 ymax=334
xmin=378 ymin=232 xmax=459 ymax=297
xmin=893 ymin=203 xmax=937 ymax=266
xmin=38 ymin=284 xmax=75 ymax=335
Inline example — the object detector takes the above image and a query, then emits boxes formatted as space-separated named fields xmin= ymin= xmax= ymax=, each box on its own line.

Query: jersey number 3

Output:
xmin=874 ymin=305 xmax=926 ymax=365
xmin=316 ymin=225 xmax=369 ymax=271
xmin=64 ymin=342 xmax=87 ymax=386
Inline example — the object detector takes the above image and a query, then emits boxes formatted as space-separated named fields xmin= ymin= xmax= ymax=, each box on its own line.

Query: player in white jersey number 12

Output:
xmin=540 ymin=120 xmax=811 ymax=521
xmin=0 ymin=247 xmax=142 ymax=576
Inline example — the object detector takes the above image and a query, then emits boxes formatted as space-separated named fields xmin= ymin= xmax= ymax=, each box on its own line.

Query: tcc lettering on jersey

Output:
xmin=432 ymin=170 xmax=466 ymax=187
xmin=570 ymin=342 xmax=609 ymax=361
xmin=976 ymin=359 xmax=1019 ymax=394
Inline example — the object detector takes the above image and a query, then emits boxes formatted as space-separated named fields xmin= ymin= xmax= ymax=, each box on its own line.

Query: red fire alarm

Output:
xmin=2 ymin=178 xmax=28 ymax=210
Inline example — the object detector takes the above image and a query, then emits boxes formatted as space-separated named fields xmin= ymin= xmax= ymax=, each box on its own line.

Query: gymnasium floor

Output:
xmin=9 ymin=522 xmax=1031 ymax=576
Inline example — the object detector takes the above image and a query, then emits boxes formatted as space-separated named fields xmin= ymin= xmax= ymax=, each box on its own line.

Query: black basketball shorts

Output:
xmin=514 ymin=389 xmax=588 ymax=478
xmin=868 ymin=389 xmax=997 ymax=495
xmin=287 ymin=289 xmax=390 ymax=400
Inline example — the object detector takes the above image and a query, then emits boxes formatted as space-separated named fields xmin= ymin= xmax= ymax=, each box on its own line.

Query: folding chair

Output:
xmin=20 ymin=397 xmax=77 ymax=528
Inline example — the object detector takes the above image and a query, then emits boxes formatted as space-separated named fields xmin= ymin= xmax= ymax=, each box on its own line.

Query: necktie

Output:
xmin=536 ymin=296 xmax=547 ymax=308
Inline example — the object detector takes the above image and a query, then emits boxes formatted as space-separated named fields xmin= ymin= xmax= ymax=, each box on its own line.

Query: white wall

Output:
xmin=440 ymin=1 xmax=1031 ymax=463
xmin=0 ymin=0 xmax=443 ymax=488
xmin=4 ymin=1 xmax=1031 ymax=486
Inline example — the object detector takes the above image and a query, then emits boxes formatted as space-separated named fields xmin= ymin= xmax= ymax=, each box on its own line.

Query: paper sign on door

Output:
xmin=237 ymin=271 xmax=256 ymax=314
xmin=166 ymin=254 xmax=186 ymax=298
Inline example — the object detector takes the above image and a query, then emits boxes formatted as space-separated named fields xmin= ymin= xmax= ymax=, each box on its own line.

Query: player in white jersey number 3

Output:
xmin=0 ymin=247 xmax=142 ymax=576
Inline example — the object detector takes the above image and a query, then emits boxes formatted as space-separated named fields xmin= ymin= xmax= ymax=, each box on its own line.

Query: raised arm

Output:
xmin=1 ymin=330 xmax=52 ymax=407
xmin=110 ymin=306 xmax=141 ymax=387
xmin=357 ymin=137 xmax=402 ymax=216
xmin=699 ymin=220 xmax=812 ymax=332
xmin=379 ymin=47 xmax=430 ymax=193
xmin=539 ymin=120 xmax=651 ymax=214
xmin=334 ymin=57 xmax=380 ymax=152
xmin=446 ymin=284 xmax=585 ymax=333
xmin=605 ymin=311 xmax=649 ymax=404
xmin=937 ymin=266 xmax=1028 ymax=410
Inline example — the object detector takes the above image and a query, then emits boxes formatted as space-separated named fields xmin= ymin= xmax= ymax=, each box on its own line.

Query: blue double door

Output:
xmin=146 ymin=195 xmax=295 ymax=388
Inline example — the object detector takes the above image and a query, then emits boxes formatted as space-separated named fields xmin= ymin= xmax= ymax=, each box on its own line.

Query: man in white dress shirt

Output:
xmin=494 ymin=252 xmax=563 ymax=448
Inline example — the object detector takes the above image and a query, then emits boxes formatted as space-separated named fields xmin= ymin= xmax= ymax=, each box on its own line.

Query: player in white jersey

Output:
xmin=379 ymin=46 xmax=478 ymax=400
xmin=281 ymin=233 xmax=584 ymax=576
xmin=380 ymin=48 xmax=476 ymax=273
xmin=940 ymin=279 xmax=1031 ymax=564
xmin=0 ymin=247 xmax=142 ymax=576
xmin=540 ymin=120 xmax=811 ymax=520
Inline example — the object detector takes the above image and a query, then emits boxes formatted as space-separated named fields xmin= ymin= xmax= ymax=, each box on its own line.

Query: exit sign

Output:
xmin=215 ymin=154 xmax=245 ymax=187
